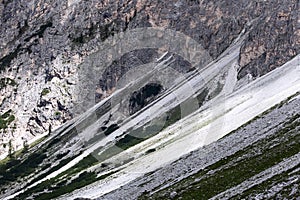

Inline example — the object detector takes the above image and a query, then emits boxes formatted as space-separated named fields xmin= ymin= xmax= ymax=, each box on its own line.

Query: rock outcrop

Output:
xmin=0 ymin=0 xmax=299 ymax=155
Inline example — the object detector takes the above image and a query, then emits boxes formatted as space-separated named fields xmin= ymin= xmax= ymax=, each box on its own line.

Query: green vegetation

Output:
xmin=0 ymin=139 xmax=36 ymax=169
xmin=15 ymin=168 xmax=116 ymax=200
xmin=46 ymin=137 xmax=61 ymax=149
xmin=55 ymin=150 xmax=70 ymax=160
xmin=62 ymin=154 xmax=99 ymax=176
xmin=88 ymin=88 xmax=209 ymax=162
xmin=8 ymin=140 xmax=14 ymax=158
xmin=117 ymin=105 xmax=182 ymax=150
xmin=29 ymin=136 xmax=46 ymax=148
xmin=0 ymin=136 xmax=49 ymax=187
xmin=54 ymin=111 xmax=61 ymax=118
xmin=235 ymin=164 xmax=300 ymax=199
xmin=116 ymin=134 xmax=145 ymax=150
xmin=0 ymin=150 xmax=47 ymax=186
xmin=16 ymin=171 xmax=98 ymax=200
xmin=13 ymin=149 xmax=112 ymax=199
xmin=22 ymin=140 xmax=29 ymax=153
xmin=1 ymin=113 xmax=107 ymax=199
xmin=24 ymin=154 xmax=79 ymax=189
xmin=0 ymin=78 xmax=17 ymax=90
xmin=41 ymin=88 xmax=50 ymax=96
xmin=162 ymin=105 xmax=182 ymax=130
xmin=0 ymin=109 xmax=15 ymax=130
xmin=104 ymin=124 xmax=119 ymax=136
xmin=97 ymin=103 xmax=185 ymax=161
xmin=94 ymin=145 xmax=123 ymax=162
xmin=54 ymin=111 xmax=61 ymax=116
xmin=141 ymin=113 xmax=300 ymax=199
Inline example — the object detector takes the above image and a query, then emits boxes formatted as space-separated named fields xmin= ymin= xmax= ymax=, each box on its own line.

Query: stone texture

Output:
xmin=0 ymin=0 xmax=299 ymax=155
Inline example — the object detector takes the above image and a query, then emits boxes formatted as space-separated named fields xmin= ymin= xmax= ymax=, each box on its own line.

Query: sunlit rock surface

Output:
xmin=0 ymin=0 xmax=299 ymax=199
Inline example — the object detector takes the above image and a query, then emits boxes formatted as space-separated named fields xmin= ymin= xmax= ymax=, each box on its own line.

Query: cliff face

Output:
xmin=0 ymin=0 xmax=299 ymax=154
xmin=0 ymin=1 xmax=300 ymax=199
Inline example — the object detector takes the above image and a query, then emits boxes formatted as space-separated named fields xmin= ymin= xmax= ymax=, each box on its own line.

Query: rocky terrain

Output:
xmin=100 ymin=93 xmax=300 ymax=200
xmin=0 ymin=0 xmax=299 ymax=156
xmin=0 ymin=0 xmax=299 ymax=199
xmin=0 ymin=51 xmax=298 ymax=199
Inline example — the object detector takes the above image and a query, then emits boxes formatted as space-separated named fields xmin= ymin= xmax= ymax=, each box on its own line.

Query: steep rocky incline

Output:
xmin=99 ymin=94 xmax=300 ymax=200
xmin=0 ymin=0 xmax=299 ymax=155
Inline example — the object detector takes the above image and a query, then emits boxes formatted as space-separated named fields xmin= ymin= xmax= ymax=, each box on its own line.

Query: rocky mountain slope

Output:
xmin=0 ymin=46 xmax=299 ymax=200
xmin=0 ymin=0 xmax=299 ymax=156
xmin=0 ymin=0 xmax=299 ymax=199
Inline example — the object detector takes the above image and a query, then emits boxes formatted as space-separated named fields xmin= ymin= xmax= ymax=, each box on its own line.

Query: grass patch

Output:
xmin=24 ymin=154 xmax=79 ymax=189
xmin=0 ymin=109 xmax=15 ymax=130
xmin=0 ymin=78 xmax=17 ymax=90
xmin=29 ymin=136 xmax=46 ymax=148
xmin=15 ymin=169 xmax=117 ymax=200
xmin=235 ymin=164 xmax=300 ymax=199
xmin=62 ymin=154 xmax=99 ymax=176
xmin=143 ymin=114 xmax=300 ymax=199
xmin=162 ymin=105 xmax=181 ymax=129
xmin=0 ymin=151 xmax=47 ymax=185
xmin=41 ymin=88 xmax=50 ymax=96
xmin=116 ymin=134 xmax=145 ymax=150
xmin=46 ymin=137 xmax=61 ymax=149
xmin=16 ymin=171 xmax=98 ymax=200
xmin=88 ymin=88 xmax=208 ymax=162
xmin=97 ymin=101 xmax=192 ymax=161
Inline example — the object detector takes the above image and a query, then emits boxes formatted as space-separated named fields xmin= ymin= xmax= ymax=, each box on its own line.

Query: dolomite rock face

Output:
xmin=0 ymin=0 xmax=299 ymax=155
